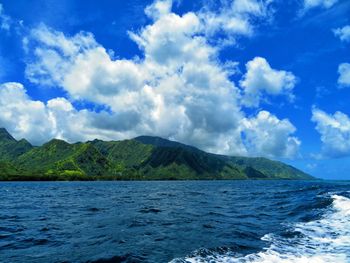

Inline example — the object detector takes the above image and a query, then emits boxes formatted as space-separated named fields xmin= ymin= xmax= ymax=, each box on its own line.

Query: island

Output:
xmin=0 ymin=128 xmax=313 ymax=181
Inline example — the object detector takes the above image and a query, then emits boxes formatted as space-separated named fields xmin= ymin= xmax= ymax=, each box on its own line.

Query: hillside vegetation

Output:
xmin=0 ymin=129 xmax=313 ymax=181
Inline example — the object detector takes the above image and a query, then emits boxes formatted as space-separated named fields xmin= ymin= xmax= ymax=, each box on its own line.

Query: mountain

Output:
xmin=0 ymin=128 xmax=314 ymax=181
xmin=228 ymin=156 xmax=312 ymax=180
xmin=0 ymin=128 xmax=33 ymax=161
xmin=136 ymin=135 xmax=312 ymax=179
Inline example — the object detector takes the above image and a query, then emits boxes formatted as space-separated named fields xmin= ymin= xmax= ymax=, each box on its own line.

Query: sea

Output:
xmin=0 ymin=180 xmax=349 ymax=263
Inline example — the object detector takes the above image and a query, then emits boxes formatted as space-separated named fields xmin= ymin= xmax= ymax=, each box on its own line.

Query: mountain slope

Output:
xmin=0 ymin=161 xmax=22 ymax=176
xmin=134 ymin=136 xmax=312 ymax=180
xmin=17 ymin=139 xmax=111 ymax=178
xmin=228 ymin=156 xmax=314 ymax=180
xmin=91 ymin=139 xmax=153 ymax=167
xmin=138 ymin=146 xmax=245 ymax=180
xmin=0 ymin=128 xmax=33 ymax=161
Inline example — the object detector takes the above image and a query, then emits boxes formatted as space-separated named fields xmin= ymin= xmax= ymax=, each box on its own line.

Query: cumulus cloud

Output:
xmin=334 ymin=25 xmax=350 ymax=42
xmin=240 ymin=57 xmax=297 ymax=107
xmin=338 ymin=63 xmax=350 ymax=87
xmin=144 ymin=0 xmax=172 ymax=20
xmin=0 ymin=82 xmax=52 ymax=144
xmin=302 ymin=0 xmax=338 ymax=12
xmin=23 ymin=10 xmax=246 ymax=155
xmin=15 ymin=0 xmax=301 ymax=158
xmin=312 ymin=108 xmax=350 ymax=158
xmin=25 ymin=24 xmax=100 ymax=87
xmin=241 ymin=111 xmax=300 ymax=158
xmin=0 ymin=82 xmax=140 ymax=145
xmin=198 ymin=0 xmax=274 ymax=46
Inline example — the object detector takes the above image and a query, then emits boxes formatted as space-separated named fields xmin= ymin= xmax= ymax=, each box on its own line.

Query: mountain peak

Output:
xmin=0 ymin=128 xmax=16 ymax=142
xmin=17 ymin=138 xmax=33 ymax=147
xmin=134 ymin=135 xmax=200 ymax=152
xmin=43 ymin=138 xmax=71 ymax=149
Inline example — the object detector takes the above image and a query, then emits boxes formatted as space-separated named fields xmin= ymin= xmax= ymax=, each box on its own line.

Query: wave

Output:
xmin=171 ymin=194 xmax=350 ymax=263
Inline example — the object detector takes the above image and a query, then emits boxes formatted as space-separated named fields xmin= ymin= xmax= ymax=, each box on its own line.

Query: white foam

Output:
xmin=171 ymin=194 xmax=350 ymax=263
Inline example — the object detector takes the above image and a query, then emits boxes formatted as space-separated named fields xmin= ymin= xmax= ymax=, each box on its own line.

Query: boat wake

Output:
xmin=171 ymin=194 xmax=350 ymax=263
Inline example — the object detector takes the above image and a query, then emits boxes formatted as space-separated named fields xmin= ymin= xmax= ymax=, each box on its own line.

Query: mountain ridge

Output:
xmin=0 ymin=128 xmax=314 ymax=181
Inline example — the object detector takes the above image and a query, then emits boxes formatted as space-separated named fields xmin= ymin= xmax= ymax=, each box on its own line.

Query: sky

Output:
xmin=0 ymin=0 xmax=350 ymax=179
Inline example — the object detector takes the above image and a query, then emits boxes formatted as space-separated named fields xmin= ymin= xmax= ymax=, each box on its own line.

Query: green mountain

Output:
xmin=229 ymin=156 xmax=312 ymax=180
xmin=0 ymin=128 xmax=314 ymax=181
xmin=135 ymin=136 xmax=312 ymax=179
xmin=0 ymin=128 xmax=33 ymax=161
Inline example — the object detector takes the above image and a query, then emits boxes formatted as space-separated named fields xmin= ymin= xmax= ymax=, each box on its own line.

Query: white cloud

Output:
xmin=241 ymin=111 xmax=301 ymax=158
xmin=17 ymin=0 xmax=301 ymax=159
xmin=0 ymin=82 xmax=54 ymax=144
xmin=338 ymin=63 xmax=350 ymax=87
xmin=302 ymin=0 xmax=338 ymax=11
xmin=46 ymin=98 xmax=140 ymax=143
xmin=334 ymin=25 xmax=350 ymax=42
xmin=145 ymin=0 xmax=172 ymax=20
xmin=0 ymin=82 xmax=140 ymax=145
xmin=25 ymin=24 xmax=99 ymax=87
xmin=240 ymin=57 xmax=297 ymax=107
xmin=333 ymin=26 xmax=350 ymax=89
xmin=198 ymin=0 xmax=273 ymax=46
xmin=129 ymin=11 xmax=207 ymax=67
xmin=312 ymin=108 xmax=350 ymax=158
xmin=232 ymin=0 xmax=270 ymax=15
xmin=0 ymin=3 xmax=11 ymax=31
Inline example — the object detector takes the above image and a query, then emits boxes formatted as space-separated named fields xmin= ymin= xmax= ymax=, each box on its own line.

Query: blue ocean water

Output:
xmin=0 ymin=180 xmax=349 ymax=263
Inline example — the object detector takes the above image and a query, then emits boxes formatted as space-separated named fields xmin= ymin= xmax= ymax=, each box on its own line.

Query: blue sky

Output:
xmin=0 ymin=0 xmax=350 ymax=179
